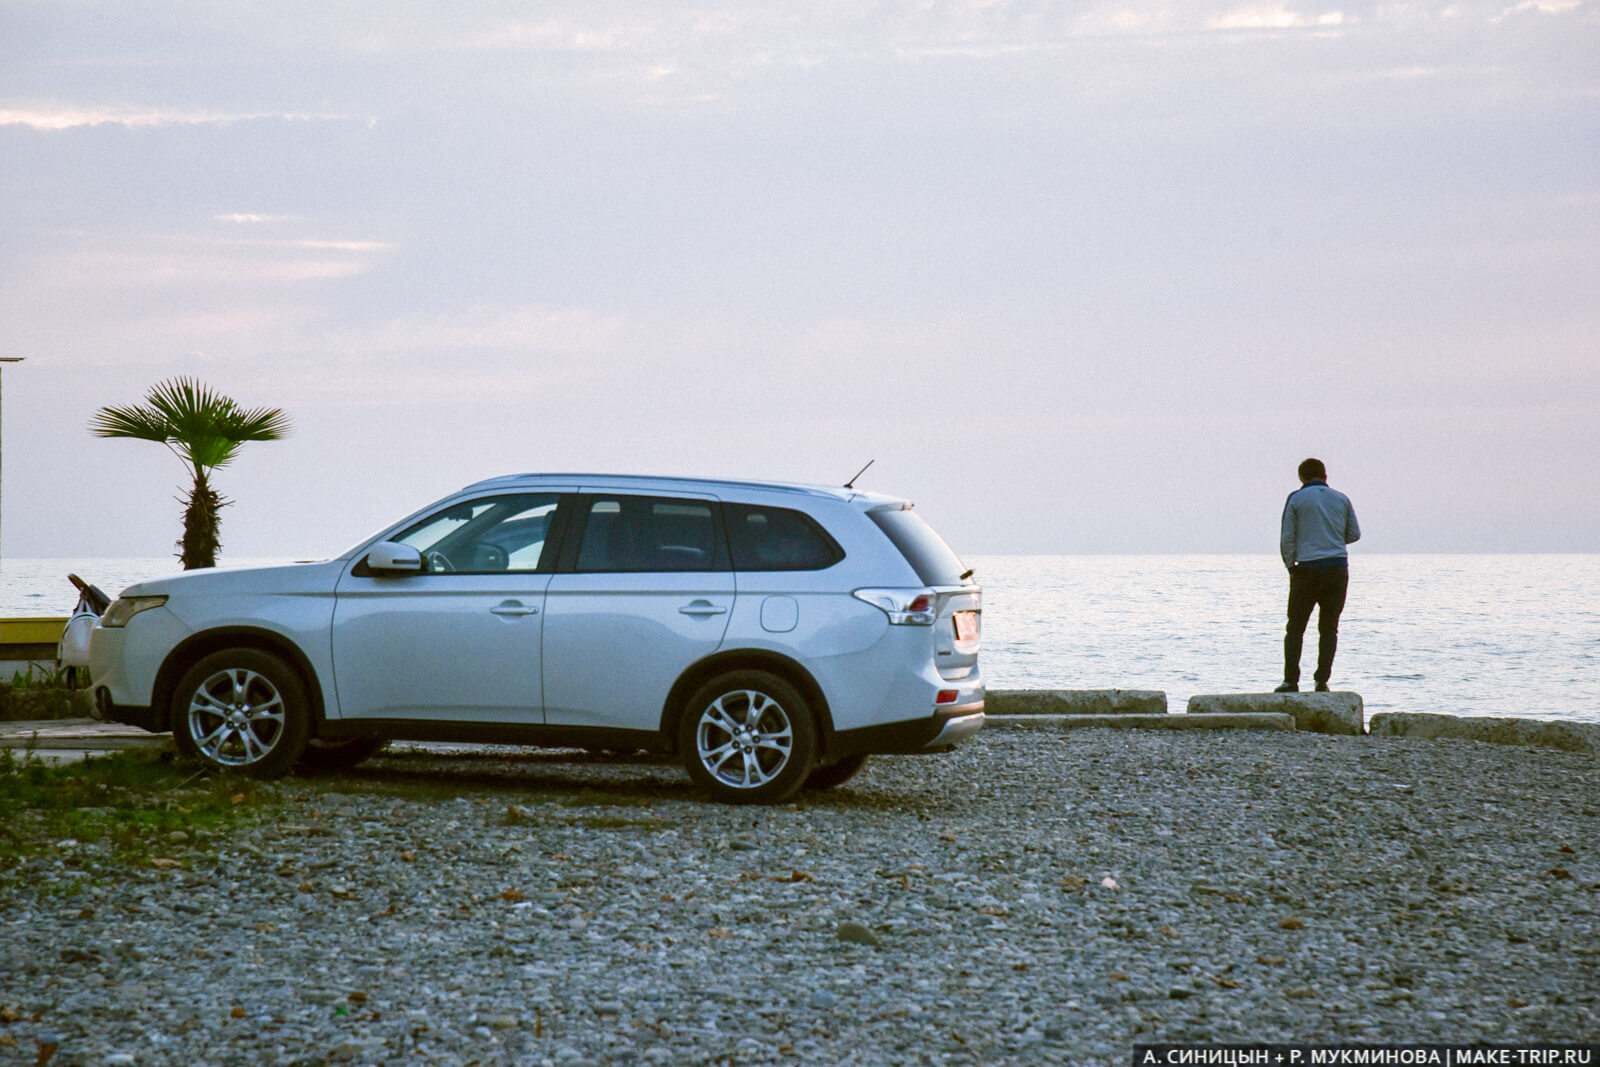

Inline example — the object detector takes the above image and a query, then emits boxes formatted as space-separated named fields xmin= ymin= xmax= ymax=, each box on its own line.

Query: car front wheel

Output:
xmin=172 ymin=649 xmax=311 ymax=779
xmin=679 ymin=670 xmax=816 ymax=805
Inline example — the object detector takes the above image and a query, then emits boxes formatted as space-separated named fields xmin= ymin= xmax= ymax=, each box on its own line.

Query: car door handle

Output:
xmin=679 ymin=600 xmax=728 ymax=616
xmin=490 ymin=602 xmax=540 ymax=617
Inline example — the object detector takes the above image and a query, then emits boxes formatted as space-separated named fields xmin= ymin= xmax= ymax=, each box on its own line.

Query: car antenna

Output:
xmin=843 ymin=459 xmax=874 ymax=489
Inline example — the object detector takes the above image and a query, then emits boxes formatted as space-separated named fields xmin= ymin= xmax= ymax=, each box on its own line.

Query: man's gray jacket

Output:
xmin=1280 ymin=481 xmax=1361 ymax=569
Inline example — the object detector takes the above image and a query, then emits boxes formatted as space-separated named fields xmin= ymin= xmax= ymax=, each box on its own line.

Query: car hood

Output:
xmin=116 ymin=559 xmax=348 ymax=599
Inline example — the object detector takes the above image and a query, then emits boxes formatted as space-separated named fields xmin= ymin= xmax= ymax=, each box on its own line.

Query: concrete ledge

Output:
xmin=0 ymin=718 xmax=169 ymax=751
xmin=988 ymin=712 xmax=1295 ymax=732
xmin=1369 ymin=713 xmax=1600 ymax=755
xmin=986 ymin=689 xmax=1167 ymax=716
xmin=1186 ymin=692 xmax=1364 ymax=736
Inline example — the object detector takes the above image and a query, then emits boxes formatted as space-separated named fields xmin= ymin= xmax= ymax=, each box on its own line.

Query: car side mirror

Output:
xmin=365 ymin=542 xmax=423 ymax=576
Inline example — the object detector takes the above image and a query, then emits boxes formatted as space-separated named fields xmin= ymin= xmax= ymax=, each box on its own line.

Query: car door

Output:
xmin=541 ymin=492 xmax=733 ymax=730
xmin=330 ymin=491 xmax=567 ymax=724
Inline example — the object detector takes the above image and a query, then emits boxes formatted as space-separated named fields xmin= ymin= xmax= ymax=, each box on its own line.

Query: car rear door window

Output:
xmin=724 ymin=503 xmax=843 ymax=571
xmin=574 ymin=496 xmax=723 ymax=572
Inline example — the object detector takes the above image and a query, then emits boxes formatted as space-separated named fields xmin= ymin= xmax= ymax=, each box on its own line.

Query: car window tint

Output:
xmin=394 ymin=494 xmax=561 ymax=573
xmin=867 ymin=507 xmax=971 ymax=586
xmin=725 ymin=504 xmax=843 ymax=571
xmin=575 ymin=496 xmax=720 ymax=572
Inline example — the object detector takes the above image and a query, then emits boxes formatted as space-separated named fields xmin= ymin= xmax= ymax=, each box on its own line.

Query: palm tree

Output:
xmin=90 ymin=377 xmax=291 ymax=569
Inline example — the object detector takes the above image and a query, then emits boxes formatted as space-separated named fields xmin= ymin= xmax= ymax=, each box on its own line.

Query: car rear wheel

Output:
xmin=172 ymin=649 xmax=311 ymax=779
xmin=679 ymin=670 xmax=816 ymax=804
xmin=804 ymin=753 xmax=869 ymax=790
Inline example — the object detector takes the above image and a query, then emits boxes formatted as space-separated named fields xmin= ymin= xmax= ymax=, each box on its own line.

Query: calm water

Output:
xmin=4 ymin=554 xmax=1597 ymax=724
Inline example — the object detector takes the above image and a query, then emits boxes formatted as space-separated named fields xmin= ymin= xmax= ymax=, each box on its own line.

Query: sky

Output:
xmin=1 ymin=0 xmax=1596 ymax=561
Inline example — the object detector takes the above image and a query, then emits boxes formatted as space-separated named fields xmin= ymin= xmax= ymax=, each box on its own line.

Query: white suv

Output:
xmin=90 ymin=474 xmax=984 ymax=803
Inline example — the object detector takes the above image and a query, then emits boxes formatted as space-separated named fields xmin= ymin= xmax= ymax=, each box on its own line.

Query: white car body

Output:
xmin=90 ymin=473 xmax=984 ymax=801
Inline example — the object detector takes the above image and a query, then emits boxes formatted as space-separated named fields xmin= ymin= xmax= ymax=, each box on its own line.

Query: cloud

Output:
xmin=1205 ymin=4 xmax=1348 ymax=29
xmin=0 ymin=106 xmax=361 ymax=131
xmin=1497 ymin=0 xmax=1582 ymax=15
xmin=38 ymin=250 xmax=372 ymax=287
xmin=179 ymin=236 xmax=396 ymax=253
xmin=213 ymin=214 xmax=299 ymax=224
xmin=468 ymin=18 xmax=663 ymax=52
xmin=329 ymin=305 xmax=624 ymax=356
xmin=119 ymin=307 xmax=298 ymax=341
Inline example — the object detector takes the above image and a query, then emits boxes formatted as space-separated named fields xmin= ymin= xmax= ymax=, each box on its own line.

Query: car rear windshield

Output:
xmin=868 ymin=508 xmax=971 ymax=586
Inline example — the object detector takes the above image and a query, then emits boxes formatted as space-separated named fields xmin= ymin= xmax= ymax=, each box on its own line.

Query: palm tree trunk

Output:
xmin=180 ymin=469 xmax=226 ymax=569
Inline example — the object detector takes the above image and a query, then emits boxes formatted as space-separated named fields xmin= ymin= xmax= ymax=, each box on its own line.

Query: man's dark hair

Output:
xmin=1298 ymin=458 xmax=1327 ymax=482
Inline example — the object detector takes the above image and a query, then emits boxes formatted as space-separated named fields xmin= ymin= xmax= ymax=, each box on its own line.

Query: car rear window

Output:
xmin=724 ymin=504 xmax=843 ymax=571
xmin=868 ymin=507 xmax=971 ymax=586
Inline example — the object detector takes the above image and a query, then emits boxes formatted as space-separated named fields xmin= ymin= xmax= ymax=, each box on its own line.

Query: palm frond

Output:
xmin=227 ymin=405 xmax=293 ymax=443
xmin=89 ymin=376 xmax=291 ymax=471
xmin=88 ymin=403 xmax=174 ymax=442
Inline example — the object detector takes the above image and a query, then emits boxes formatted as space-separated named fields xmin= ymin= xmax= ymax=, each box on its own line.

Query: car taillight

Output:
xmin=852 ymin=588 xmax=939 ymax=626
xmin=936 ymin=690 xmax=959 ymax=704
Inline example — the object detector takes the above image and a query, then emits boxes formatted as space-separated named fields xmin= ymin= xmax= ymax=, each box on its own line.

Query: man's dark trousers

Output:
xmin=1284 ymin=564 xmax=1349 ymax=687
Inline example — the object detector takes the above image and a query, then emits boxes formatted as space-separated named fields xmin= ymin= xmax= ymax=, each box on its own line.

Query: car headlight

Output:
xmin=100 ymin=596 xmax=168 ymax=628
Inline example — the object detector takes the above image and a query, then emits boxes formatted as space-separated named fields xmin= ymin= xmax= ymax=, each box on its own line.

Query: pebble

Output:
xmin=1 ymin=730 xmax=1596 ymax=1066
xmin=835 ymin=921 xmax=882 ymax=947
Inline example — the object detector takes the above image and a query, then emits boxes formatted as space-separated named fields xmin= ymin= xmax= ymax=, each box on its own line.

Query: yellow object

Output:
xmin=0 ymin=617 xmax=68 ymax=646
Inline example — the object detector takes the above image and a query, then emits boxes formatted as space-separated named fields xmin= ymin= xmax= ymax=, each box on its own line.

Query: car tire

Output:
xmin=172 ymin=649 xmax=311 ymax=779
xmin=298 ymin=737 xmax=386 ymax=772
xmin=804 ymin=753 xmax=869 ymax=790
xmin=679 ymin=670 xmax=816 ymax=805
xmin=169 ymin=712 xmax=200 ymax=761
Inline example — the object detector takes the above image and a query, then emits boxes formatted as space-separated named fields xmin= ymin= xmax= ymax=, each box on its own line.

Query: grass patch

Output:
xmin=6 ymin=663 xmax=79 ymax=689
xmin=0 ymin=748 xmax=281 ymax=879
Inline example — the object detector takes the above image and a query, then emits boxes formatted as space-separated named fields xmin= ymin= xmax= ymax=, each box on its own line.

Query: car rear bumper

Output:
xmin=928 ymin=709 xmax=985 ymax=747
xmin=828 ymin=699 xmax=985 ymax=758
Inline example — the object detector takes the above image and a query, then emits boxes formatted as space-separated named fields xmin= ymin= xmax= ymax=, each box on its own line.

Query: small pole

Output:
xmin=0 ymin=357 xmax=24 ymax=566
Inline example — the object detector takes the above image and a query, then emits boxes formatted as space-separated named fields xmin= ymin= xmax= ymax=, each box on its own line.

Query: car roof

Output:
xmin=459 ymin=472 xmax=907 ymax=508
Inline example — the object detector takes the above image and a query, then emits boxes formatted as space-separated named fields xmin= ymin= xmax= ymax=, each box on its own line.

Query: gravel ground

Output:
xmin=3 ymin=728 xmax=1598 ymax=1066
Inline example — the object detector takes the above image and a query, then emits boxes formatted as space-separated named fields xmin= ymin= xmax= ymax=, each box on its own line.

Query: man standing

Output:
xmin=1278 ymin=458 xmax=1361 ymax=693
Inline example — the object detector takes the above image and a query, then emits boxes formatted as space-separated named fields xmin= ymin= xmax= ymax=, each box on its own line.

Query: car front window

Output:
xmin=394 ymin=493 xmax=561 ymax=573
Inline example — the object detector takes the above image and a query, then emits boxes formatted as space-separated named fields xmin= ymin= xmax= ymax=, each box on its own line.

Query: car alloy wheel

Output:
xmin=173 ymin=649 xmax=310 ymax=779
xmin=679 ymin=670 xmax=816 ymax=804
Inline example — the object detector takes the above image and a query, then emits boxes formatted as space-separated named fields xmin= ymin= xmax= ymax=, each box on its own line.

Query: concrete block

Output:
xmin=986 ymin=689 xmax=1167 ymax=716
xmin=988 ymin=712 xmax=1294 ymax=732
xmin=1186 ymin=692 xmax=1364 ymax=735
xmin=1368 ymin=713 xmax=1600 ymax=756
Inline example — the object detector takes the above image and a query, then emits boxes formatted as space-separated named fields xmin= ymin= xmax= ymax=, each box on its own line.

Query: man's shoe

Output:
xmin=1274 ymin=682 xmax=1298 ymax=693
xmin=1314 ymin=682 xmax=1330 ymax=692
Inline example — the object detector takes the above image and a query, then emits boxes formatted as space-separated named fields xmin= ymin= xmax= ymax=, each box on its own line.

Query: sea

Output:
xmin=3 ymin=554 xmax=1597 ymax=725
